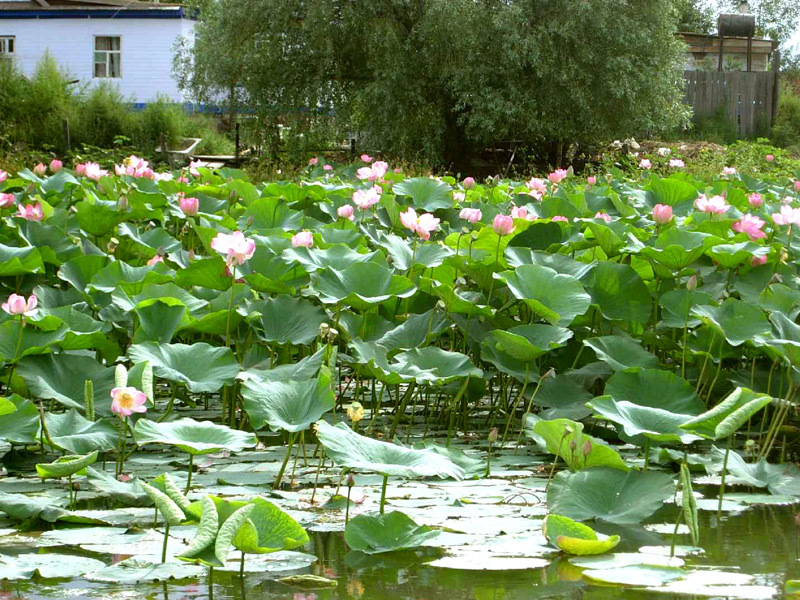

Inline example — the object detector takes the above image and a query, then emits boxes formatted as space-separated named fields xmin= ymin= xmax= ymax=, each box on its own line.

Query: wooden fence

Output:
xmin=683 ymin=70 xmax=778 ymax=138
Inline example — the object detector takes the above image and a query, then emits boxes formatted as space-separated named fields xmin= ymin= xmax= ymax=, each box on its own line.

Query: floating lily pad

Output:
xmin=345 ymin=511 xmax=439 ymax=554
xmin=133 ymin=418 xmax=257 ymax=455
xmin=582 ymin=564 xmax=686 ymax=586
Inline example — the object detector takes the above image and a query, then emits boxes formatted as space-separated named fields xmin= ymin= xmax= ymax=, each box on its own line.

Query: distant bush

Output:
xmin=79 ymin=83 xmax=137 ymax=148
xmin=771 ymin=89 xmax=800 ymax=149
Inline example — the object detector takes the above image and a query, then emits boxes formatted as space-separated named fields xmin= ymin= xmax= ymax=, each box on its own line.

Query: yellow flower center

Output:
xmin=117 ymin=392 xmax=135 ymax=410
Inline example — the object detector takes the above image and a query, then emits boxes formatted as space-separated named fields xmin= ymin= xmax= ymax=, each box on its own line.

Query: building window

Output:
xmin=0 ymin=36 xmax=15 ymax=61
xmin=94 ymin=36 xmax=121 ymax=78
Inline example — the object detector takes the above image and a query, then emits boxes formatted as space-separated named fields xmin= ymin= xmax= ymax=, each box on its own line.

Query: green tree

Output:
xmin=177 ymin=0 xmax=689 ymax=167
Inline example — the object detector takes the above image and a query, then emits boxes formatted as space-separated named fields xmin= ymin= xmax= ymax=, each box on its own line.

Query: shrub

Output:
xmin=138 ymin=96 xmax=185 ymax=149
xmin=771 ymin=90 xmax=800 ymax=149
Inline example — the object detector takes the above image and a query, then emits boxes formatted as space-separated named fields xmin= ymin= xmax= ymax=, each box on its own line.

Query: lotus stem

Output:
xmin=485 ymin=236 xmax=502 ymax=306
xmin=161 ymin=523 xmax=170 ymax=563
xmin=310 ymin=447 xmax=326 ymax=505
xmin=225 ymin=265 xmax=236 ymax=347
xmin=669 ymin=505 xmax=683 ymax=558
xmin=643 ymin=438 xmax=651 ymax=471
xmin=239 ymin=551 xmax=245 ymax=577
xmin=185 ymin=453 xmax=194 ymax=493
xmin=345 ymin=484 xmax=352 ymax=525
xmin=388 ymin=382 xmax=417 ymax=440
xmin=717 ymin=434 xmax=733 ymax=520
xmin=273 ymin=432 xmax=296 ymax=490
xmin=379 ymin=474 xmax=388 ymax=514
xmin=501 ymin=365 xmax=529 ymax=447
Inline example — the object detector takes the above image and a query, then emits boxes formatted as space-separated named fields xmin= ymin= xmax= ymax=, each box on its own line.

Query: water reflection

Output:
xmin=4 ymin=503 xmax=800 ymax=600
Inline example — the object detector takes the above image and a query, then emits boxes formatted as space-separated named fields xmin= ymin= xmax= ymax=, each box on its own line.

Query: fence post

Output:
xmin=235 ymin=122 xmax=240 ymax=160
xmin=771 ymin=49 xmax=780 ymax=130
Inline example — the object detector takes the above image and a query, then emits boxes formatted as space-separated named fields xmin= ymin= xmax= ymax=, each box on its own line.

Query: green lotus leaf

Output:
xmin=582 ymin=565 xmax=686 ymax=586
xmin=309 ymin=263 xmax=416 ymax=309
xmin=162 ymin=472 xmax=191 ymax=514
xmin=36 ymin=450 xmax=98 ymax=479
xmin=547 ymin=468 xmax=675 ymax=524
xmin=0 ymin=395 xmax=40 ymax=444
xmin=140 ymin=481 xmax=185 ymax=526
xmin=0 ymin=554 xmax=105 ymax=581
xmin=58 ymin=255 xmax=110 ymax=295
xmin=496 ymin=265 xmax=591 ymax=325
xmin=241 ymin=371 xmax=335 ymax=432
xmin=504 ymin=248 xmax=596 ymax=278
xmin=605 ymin=368 xmax=705 ymax=414
xmin=705 ymin=241 xmax=769 ymax=269
xmin=393 ymin=177 xmax=453 ymax=211
xmin=379 ymin=234 xmax=453 ymax=270
xmin=557 ymin=535 xmax=621 ymax=556
xmin=16 ymin=354 xmax=116 ymax=412
xmin=638 ymin=229 xmax=716 ymax=270
xmin=691 ymin=298 xmax=771 ymax=347
xmin=88 ymin=260 xmax=174 ymax=294
xmin=680 ymin=387 xmax=772 ymax=440
xmin=645 ymin=178 xmax=699 ymax=211
xmin=542 ymin=513 xmax=597 ymax=546
xmin=132 ymin=298 xmax=188 ymax=344
xmin=0 ymin=243 xmax=45 ymax=276
xmin=658 ymin=289 xmax=715 ymax=328
xmin=529 ymin=417 xmax=629 ymax=471
xmin=282 ymin=244 xmax=380 ymax=272
xmin=586 ymin=261 xmax=652 ymax=323
xmin=83 ymin=557 xmax=204 ymax=584
xmin=315 ymin=420 xmax=464 ymax=479
xmin=246 ymin=295 xmax=328 ymax=345
xmin=45 ymin=409 xmax=117 ymax=453
xmin=583 ymin=336 xmax=659 ymax=371
xmin=241 ymin=196 xmax=303 ymax=230
xmin=214 ymin=503 xmax=256 ymax=565
xmin=0 ymin=321 xmax=69 ymax=363
xmin=178 ymin=496 xmax=219 ymax=559
xmin=133 ymin=418 xmax=257 ymax=455
xmin=569 ymin=553 xmax=684 ymax=569
xmin=375 ymin=309 xmax=449 ymax=351
xmin=586 ymin=396 xmax=700 ymax=443
xmin=344 ymin=511 xmax=440 ymax=554
xmin=709 ymin=447 xmax=800 ymax=496
xmin=85 ymin=467 xmax=150 ymax=506
xmin=489 ymin=325 xmax=573 ymax=362
xmin=128 ymin=342 xmax=240 ymax=393
xmin=232 ymin=497 xmax=309 ymax=554
xmin=118 ymin=223 xmax=181 ymax=258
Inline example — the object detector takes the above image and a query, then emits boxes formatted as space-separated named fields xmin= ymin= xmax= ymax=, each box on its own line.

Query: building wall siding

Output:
xmin=0 ymin=17 xmax=194 ymax=102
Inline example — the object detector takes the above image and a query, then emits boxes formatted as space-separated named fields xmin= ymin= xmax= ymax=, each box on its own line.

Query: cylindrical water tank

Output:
xmin=718 ymin=13 xmax=756 ymax=37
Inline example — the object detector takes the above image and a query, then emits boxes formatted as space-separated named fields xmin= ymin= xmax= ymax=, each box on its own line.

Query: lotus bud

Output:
xmin=84 ymin=379 xmax=95 ymax=421
xmin=569 ymin=439 xmax=577 ymax=452
xmin=107 ymin=238 xmax=119 ymax=253
xmin=686 ymin=274 xmax=697 ymax=292
xmin=488 ymin=427 xmax=498 ymax=443
xmin=118 ymin=195 xmax=128 ymax=211
xmin=463 ymin=177 xmax=476 ymax=190
xmin=319 ymin=323 xmax=331 ymax=339
xmin=347 ymin=402 xmax=364 ymax=423
xmin=246 ymin=215 xmax=254 ymax=227
xmin=581 ymin=439 xmax=592 ymax=456
xmin=347 ymin=473 xmax=355 ymax=488
xmin=188 ymin=250 xmax=195 ymax=261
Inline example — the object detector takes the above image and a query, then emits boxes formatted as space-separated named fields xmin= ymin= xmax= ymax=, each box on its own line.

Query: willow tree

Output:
xmin=176 ymin=0 xmax=689 ymax=167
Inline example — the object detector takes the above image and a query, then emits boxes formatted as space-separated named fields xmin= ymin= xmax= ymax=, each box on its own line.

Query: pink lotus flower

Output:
xmin=83 ymin=162 xmax=108 ymax=182
xmin=766 ymin=154 xmax=774 ymax=162
xmin=492 ymin=214 xmax=515 ymax=236
xmin=179 ymin=196 xmax=199 ymax=217
xmin=291 ymin=231 xmax=314 ymax=248
xmin=189 ymin=160 xmax=203 ymax=177
xmin=360 ymin=154 xmax=373 ymax=163
xmin=695 ymin=194 xmax=729 ymax=214
xmin=323 ymin=164 xmax=333 ymax=172
xmin=400 ymin=207 xmax=439 ymax=240
xmin=586 ymin=176 xmax=597 ymax=186
xmin=548 ymin=169 xmax=568 ymax=184
xmin=732 ymin=214 xmax=766 ymax=240
xmin=2 ymin=293 xmax=37 ymax=317
xmin=751 ymin=254 xmax=768 ymax=267
xmin=722 ymin=166 xmax=737 ymax=176
xmin=356 ymin=161 xmax=388 ymax=182
xmin=17 ymin=202 xmax=43 ymax=221
xmin=394 ymin=168 xmax=402 ymax=174
xmin=511 ymin=205 xmax=535 ymax=221
xmin=652 ymin=204 xmax=673 ymax=225
xmin=748 ymin=193 xmax=763 ymax=208
xmin=352 ymin=186 xmax=381 ymax=210
xmin=211 ymin=231 xmax=256 ymax=267
xmin=772 ymin=205 xmax=800 ymax=226
xmin=459 ymin=208 xmax=482 ymax=223
xmin=527 ymin=177 xmax=547 ymax=199
xmin=783 ymin=196 xmax=794 ymax=204
xmin=114 ymin=164 xmax=126 ymax=177
xmin=308 ymin=157 xmax=319 ymax=166
xmin=33 ymin=163 xmax=46 ymax=177
xmin=337 ymin=204 xmax=355 ymax=221
xmin=49 ymin=159 xmax=62 ymax=173
xmin=463 ymin=177 xmax=476 ymax=190
xmin=146 ymin=255 xmax=164 ymax=266
xmin=454 ymin=192 xmax=465 ymax=203
xmin=177 ymin=176 xmax=189 ymax=184
xmin=110 ymin=386 xmax=147 ymax=418
xmin=75 ymin=163 xmax=86 ymax=176
xmin=0 ymin=170 xmax=7 ymax=183
xmin=795 ymin=181 xmax=800 ymax=193
xmin=552 ymin=215 xmax=569 ymax=223
xmin=669 ymin=159 xmax=685 ymax=168
xmin=639 ymin=159 xmax=652 ymax=170
xmin=0 ymin=193 xmax=14 ymax=208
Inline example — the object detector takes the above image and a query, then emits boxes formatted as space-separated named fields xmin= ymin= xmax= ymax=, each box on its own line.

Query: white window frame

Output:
xmin=93 ymin=35 xmax=122 ymax=79
xmin=0 ymin=36 xmax=15 ymax=59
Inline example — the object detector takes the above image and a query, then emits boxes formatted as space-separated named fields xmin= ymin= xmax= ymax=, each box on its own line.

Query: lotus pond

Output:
xmin=0 ymin=157 xmax=799 ymax=599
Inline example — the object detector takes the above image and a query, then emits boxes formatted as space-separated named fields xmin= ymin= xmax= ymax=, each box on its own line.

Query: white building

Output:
xmin=0 ymin=0 xmax=194 ymax=103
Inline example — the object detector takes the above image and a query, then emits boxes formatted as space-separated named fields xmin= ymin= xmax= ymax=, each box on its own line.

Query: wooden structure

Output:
xmin=679 ymin=32 xmax=778 ymax=72
xmin=683 ymin=69 xmax=778 ymax=138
